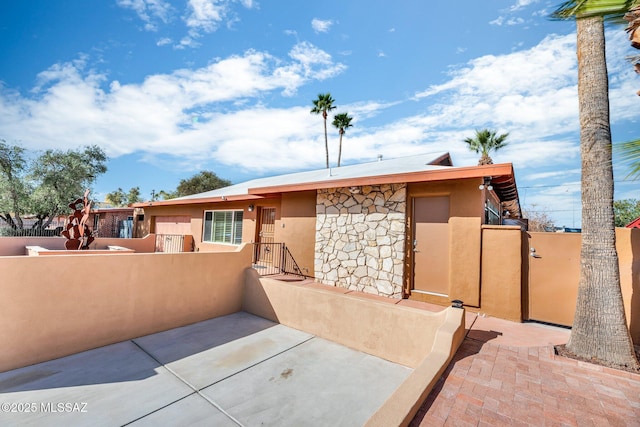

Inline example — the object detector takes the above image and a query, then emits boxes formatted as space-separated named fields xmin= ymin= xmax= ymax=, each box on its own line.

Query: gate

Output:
xmin=526 ymin=232 xmax=580 ymax=326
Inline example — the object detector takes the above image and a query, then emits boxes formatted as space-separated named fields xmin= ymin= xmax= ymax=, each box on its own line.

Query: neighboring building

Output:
xmin=133 ymin=152 xmax=522 ymax=299
xmin=89 ymin=207 xmax=135 ymax=238
xmin=626 ymin=216 xmax=640 ymax=229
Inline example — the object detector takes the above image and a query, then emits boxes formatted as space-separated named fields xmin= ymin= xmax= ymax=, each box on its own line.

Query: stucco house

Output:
xmin=135 ymin=152 xmax=523 ymax=302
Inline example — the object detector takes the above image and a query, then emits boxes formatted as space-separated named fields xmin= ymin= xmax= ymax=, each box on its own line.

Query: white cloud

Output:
xmin=183 ymin=0 xmax=255 ymax=38
xmin=117 ymin=0 xmax=173 ymax=31
xmin=509 ymin=0 xmax=539 ymax=12
xmin=156 ymin=37 xmax=172 ymax=46
xmin=413 ymin=33 xmax=578 ymax=137
xmin=490 ymin=16 xmax=526 ymax=26
xmin=311 ymin=18 xmax=333 ymax=33
xmin=0 ymin=43 xmax=346 ymax=166
xmin=184 ymin=0 xmax=226 ymax=33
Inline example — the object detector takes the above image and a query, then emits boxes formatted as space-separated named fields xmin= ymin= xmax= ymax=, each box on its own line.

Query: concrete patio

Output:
xmin=0 ymin=312 xmax=411 ymax=426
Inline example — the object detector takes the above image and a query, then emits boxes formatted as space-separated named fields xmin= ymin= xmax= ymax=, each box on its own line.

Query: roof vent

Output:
xmin=377 ymin=154 xmax=383 ymax=162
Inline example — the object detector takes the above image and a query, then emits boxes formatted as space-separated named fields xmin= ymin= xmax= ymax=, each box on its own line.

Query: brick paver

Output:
xmin=410 ymin=316 xmax=640 ymax=427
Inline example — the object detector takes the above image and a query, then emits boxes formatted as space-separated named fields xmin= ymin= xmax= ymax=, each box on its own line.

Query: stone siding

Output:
xmin=315 ymin=184 xmax=406 ymax=298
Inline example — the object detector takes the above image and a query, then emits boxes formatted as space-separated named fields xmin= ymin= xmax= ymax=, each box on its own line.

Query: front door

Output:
xmin=411 ymin=196 xmax=450 ymax=297
xmin=256 ymin=207 xmax=276 ymax=264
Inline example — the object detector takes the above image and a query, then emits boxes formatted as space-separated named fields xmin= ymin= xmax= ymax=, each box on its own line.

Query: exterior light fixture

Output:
xmin=348 ymin=186 xmax=361 ymax=194
xmin=479 ymin=176 xmax=493 ymax=191
xmin=248 ymin=204 xmax=255 ymax=212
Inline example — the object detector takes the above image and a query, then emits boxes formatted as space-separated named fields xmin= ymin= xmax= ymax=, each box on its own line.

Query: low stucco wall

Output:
xmin=0 ymin=245 xmax=252 ymax=372
xmin=242 ymin=271 xmax=466 ymax=426
xmin=0 ymin=234 xmax=156 ymax=256
xmin=243 ymin=271 xmax=454 ymax=368
xmin=366 ymin=308 xmax=466 ymax=427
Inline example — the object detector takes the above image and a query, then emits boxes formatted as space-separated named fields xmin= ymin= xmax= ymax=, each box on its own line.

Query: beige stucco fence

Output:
xmin=0 ymin=245 xmax=252 ymax=372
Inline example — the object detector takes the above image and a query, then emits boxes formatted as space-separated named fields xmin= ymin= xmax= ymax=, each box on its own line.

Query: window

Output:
xmin=203 ymin=210 xmax=243 ymax=244
xmin=485 ymin=199 xmax=501 ymax=225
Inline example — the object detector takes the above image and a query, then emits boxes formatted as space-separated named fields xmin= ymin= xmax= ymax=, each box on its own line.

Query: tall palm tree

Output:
xmin=552 ymin=0 xmax=639 ymax=370
xmin=310 ymin=93 xmax=336 ymax=168
xmin=463 ymin=129 xmax=509 ymax=165
xmin=332 ymin=112 xmax=353 ymax=167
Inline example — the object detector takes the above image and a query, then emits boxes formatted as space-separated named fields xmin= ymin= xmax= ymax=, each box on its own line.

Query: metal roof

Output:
xmin=136 ymin=152 xmax=521 ymax=218
xmin=173 ymin=152 xmax=451 ymax=200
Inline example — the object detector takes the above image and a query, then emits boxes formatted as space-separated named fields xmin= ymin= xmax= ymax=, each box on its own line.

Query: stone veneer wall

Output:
xmin=315 ymin=184 xmax=406 ymax=298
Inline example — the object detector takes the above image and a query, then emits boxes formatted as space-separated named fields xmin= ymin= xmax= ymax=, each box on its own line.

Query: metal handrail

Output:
xmin=251 ymin=242 xmax=308 ymax=278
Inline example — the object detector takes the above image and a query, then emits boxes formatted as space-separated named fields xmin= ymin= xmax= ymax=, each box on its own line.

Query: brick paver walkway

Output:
xmin=410 ymin=315 xmax=640 ymax=427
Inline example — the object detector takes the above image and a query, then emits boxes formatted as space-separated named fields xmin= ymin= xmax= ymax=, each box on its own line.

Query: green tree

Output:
xmin=0 ymin=143 xmax=107 ymax=232
xmin=29 ymin=145 xmax=107 ymax=230
xmin=106 ymin=186 xmax=142 ymax=206
xmin=463 ymin=129 xmax=509 ymax=165
xmin=613 ymin=198 xmax=640 ymax=226
xmin=332 ymin=112 xmax=353 ymax=167
xmin=151 ymin=189 xmax=176 ymax=201
xmin=552 ymin=0 xmax=639 ymax=370
xmin=171 ymin=171 xmax=231 ymax=198
xmin=0 ymin=140 xmax=29 ymax=230
xmin=311 ymin=93 xmax=336 ymax=168
xmin=105 ymin=188 xmax=126 ymax=207
xmin=127 ymin=187 xmax=142 ymax=204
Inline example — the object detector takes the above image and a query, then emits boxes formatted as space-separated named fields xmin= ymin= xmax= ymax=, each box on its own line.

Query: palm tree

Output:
xmin=310 ymin=93 xmax=336 ymax=168
xmin=552 ymin=0 xmax=639 ymax=370
xmin=332 ymin=112 xmax=353 ymax=167
xmin=463 ymin=129 xmax=509 ymax=165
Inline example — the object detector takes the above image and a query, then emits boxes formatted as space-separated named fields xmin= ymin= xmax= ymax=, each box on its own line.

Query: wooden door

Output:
xmin=412 ymin=197 xmax=450 ymax=296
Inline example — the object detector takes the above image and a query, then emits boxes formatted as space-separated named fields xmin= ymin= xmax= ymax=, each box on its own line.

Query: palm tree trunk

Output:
xmin=568 ymin=16 xmax=639 ymax=369
xmin=337 ymin=132 xmax=343 ymax=167
xmin=323 ymin=112 xmax=329 ymax=168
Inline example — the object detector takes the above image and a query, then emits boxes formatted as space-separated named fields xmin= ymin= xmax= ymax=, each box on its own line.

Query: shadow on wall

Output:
xmin=631 ymin=231 xmax=640 ymax=344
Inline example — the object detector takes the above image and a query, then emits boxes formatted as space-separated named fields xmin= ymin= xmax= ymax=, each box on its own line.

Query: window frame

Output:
xmin=202 ymin=209 xmax=244 ymax=245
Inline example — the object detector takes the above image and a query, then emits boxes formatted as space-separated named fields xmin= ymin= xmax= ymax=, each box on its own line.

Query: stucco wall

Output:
xmin=243 ymin=271 xmax=460 ymax=368
xmin=407 ymin=179 xmax=484 ymax=218
xmin=0 ymin=235 xmax=156 ymax=256
xmin=315 ymin=184 xmax=406 ymax=297
xmin=0 ymin=246 xmax=252 ymax=372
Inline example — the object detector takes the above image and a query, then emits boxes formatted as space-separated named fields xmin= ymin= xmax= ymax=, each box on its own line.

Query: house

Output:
xmin=135 ymin=152 xmax=523 ymax=302
xmin=89 ymin=207 xmax=136 ymax=238
xmin=626 ymin=216 xmax=640 ymax=228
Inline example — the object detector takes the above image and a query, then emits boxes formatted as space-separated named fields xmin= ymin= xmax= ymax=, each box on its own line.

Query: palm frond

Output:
xmin=551 ymin=0 xmax=637 ymax=20
xmin=614 ymin=139 xmax=640 ymax=179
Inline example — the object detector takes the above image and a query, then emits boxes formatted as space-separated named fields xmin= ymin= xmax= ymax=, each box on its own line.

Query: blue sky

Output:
xmin=1 ymin=0 xmax=638 ymax=227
